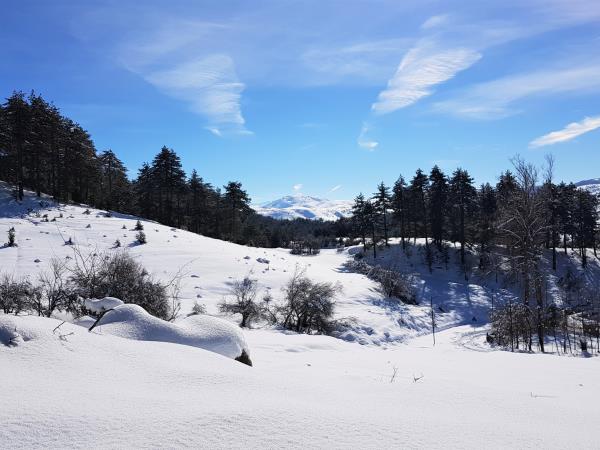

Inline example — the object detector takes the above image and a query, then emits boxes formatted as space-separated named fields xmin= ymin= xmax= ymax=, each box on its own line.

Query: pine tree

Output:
xmin=2 ymin=91 xmax=30 ymax=200
xmin=428 ymin=166 xmax=448 ymax=251
xmin=99 ymin=149 xmax=130 ymax=212
xmin=223 ymin=181 xmax=252 ymax=242
xmin=391 ymin=176 xmax=407 ymax=250
xmin=363 ymin=199 xmax=378 ymax=258
xmin=7 ymin=227 xmax=16 ymax=247
xmin=372 ymin=182 xmax=391 ymax=247
xmin=410 ymin=169 xmax=430 ymax=270
xmin=352 ymin=193 xmax=368 ymax=252
xmin=449 ymin=168 xmax=477 ymax=271
xmin=476 ymin=183 xmax=496 ymax=269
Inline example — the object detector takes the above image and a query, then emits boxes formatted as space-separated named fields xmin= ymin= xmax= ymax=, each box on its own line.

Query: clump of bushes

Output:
xmin=219 ymin=268 xmax=341 ymax=334
xmin=0 ymin=274 xmax=36 ymax=314
xmin=188 ymin=302 xmax=207 ymax=316
xmin=0 ymin=250 xmax=178 ymax=321
xmin=346 ymin=260 xmax=417 ymax=304
xmin=71 ymin=250 xmax=169 ymax=319
xmin=290 ymin=240 xmax=321 ymax=256
xmin=278 ymin=268 xmax=341 ymax=333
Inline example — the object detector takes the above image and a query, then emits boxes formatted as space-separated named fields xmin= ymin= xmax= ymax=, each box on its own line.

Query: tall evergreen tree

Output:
xmin=352 ymin=193 xmax=368 ymax=253
xmin=373 ymin=182 xmax=391 ymax=247
xmin=428 ymin=165 xmax=448 ymax=251
xmin=391 ymin=175 xmax=408 ymax=250
xmin=449 ymin=168 xmax=477 ymax=270
xmin=223 ymin=181 xmax=252 ymax=242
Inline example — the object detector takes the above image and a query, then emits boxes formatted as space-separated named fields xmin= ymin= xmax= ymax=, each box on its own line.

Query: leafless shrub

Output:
xmin=0 ymin=273 xmax=36 ymax=314
xmin=279 ymin=267 xmax=341 ymax=334
xmin=69 ymin=248 xmax=170 ymax=320
xmin=219 ymin=275 xmax=263 ymax=327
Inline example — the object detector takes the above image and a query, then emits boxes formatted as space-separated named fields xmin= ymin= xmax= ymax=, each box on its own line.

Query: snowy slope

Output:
xmin=576 ymin=178 xmax=600 ymax=196
xmin=1 ymin=182 xmax=600 ymax=449
xmin=254 ymin=194 xmax=352 ymax=221
xmin=2 ymin=314 xmax=599 ymax=449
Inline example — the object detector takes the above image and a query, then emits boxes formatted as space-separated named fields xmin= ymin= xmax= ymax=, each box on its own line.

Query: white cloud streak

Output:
xmin=293 ymin=183 xmax=303 ymax=191
xmin=371 ymin=41 xmax=481 ymax=114
xmin=144 ymin=54 xmax=249 ymax=136
xmin=529 ymin=115 xmax=600 ymax=148
xmin=329 ymin=184 xmax=342 ymax=193
xmin=357 ymin=123 xmax=379 ymax=151
xmin=434 ymin=64 xmax=600 ymax=119
xmin=421 ymin=14 xmax=449 ymax=30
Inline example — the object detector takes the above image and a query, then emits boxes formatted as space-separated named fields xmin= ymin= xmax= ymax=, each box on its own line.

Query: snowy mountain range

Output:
xmin=575 ymin=178 xmax=600 ymax=196
xmin=255 ymin=178 xmax=600 ymax=222
xmin=254 ymin=194 xmax=353 ymax=221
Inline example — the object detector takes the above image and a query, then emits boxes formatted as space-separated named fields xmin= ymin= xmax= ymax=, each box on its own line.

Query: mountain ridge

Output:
xmin=254 ymin=193 xmax=353 ymax=221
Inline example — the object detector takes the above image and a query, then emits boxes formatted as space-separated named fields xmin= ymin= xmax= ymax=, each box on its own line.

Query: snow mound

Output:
xmin=90 ymin=304 xmax=251 ymax=364
xmin=0 ymin=315 xmax=44 ymax=346
xmin=84 ymin=297 xmax=124 ymax=314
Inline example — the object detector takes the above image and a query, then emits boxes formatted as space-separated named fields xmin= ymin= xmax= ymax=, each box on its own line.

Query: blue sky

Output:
xmin=2 ymin=0 xmax=600 ymax=203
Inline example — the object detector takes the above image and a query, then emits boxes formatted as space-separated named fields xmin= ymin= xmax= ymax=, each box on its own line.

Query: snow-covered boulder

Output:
xmin=89 ymin=304 xmax=251 ymax=365
xmin=84 ymin=297 xmax=124 ymax=314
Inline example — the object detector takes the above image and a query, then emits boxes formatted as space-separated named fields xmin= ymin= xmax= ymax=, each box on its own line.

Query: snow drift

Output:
xmin=83 ymin=304 xmax=251 ymax=365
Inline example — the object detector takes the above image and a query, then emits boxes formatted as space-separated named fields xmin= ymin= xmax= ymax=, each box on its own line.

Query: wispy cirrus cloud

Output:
xmin=145 ymin=55 xmax=249 ymax=136
xmin=113 ymin=18 xmax=250 ymax=137
xmin=329 ymin=184 xmax=342 ymax=193
xmin=371 ymin=40 xmax=481 ymax=114
xmin=293 ymin=183 xmax=303 ymax=191
xmin=434 ymin=64 xmax=600 ymax=119
xmin=529 ymin=115 xmax=600 ymax=148
xmin=421 ymin=14 xmax=449 ymax=30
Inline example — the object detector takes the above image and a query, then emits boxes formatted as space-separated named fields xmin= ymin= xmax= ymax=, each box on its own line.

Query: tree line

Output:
xmin=351 ymin=157 xmax=600 ymax=353
xmin=0 ymin=91 xmax=345 ymax=247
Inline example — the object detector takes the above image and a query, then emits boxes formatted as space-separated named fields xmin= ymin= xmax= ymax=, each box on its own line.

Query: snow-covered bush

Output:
xmin=219 ymin=276 xmax=263 ymax=327
xmin=134 ymin=220 xmax=144 ymax=231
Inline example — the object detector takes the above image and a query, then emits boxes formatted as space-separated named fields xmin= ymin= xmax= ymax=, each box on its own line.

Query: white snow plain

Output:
xmin=1 ymin=183 xmax=599 ymax=449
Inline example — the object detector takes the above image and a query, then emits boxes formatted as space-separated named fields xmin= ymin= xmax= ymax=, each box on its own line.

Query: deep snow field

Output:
xmin=1 ymin=184 xmax=599 ymax=449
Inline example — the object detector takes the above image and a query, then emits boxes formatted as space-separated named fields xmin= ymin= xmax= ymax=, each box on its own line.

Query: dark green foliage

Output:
xmin=7 ymin=227 xmax=15 ymax=247
xmin=136 ymin=230 xmax=147 ymax=244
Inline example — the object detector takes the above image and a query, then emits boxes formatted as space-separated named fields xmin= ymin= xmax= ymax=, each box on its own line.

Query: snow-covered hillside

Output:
xmin=1 ymin=182 xmax=599 ymax=449
xmin=576 ymin=178 xmax=600 ymax=196
xmin=254 ymin=194 xmax=352 ymax=221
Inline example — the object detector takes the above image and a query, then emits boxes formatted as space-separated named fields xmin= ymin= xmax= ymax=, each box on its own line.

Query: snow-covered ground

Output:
xmin=1 ymin=183 xmax=599 ymax=449
xmin=576 ymin=177 xmax=600 ymax=197
xmin=254 ymin=193 xmax=353 ymax=221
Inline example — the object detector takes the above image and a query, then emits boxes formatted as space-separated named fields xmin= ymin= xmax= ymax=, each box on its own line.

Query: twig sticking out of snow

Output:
xmin=390 ymin=366 xmax=398 ymax=383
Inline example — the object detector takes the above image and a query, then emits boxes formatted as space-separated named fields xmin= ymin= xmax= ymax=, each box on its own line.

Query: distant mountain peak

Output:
xmin=575 ymin=178 xmax=600 ymax=187
xmin=254 ymin=194 xmax=352 ymax=221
